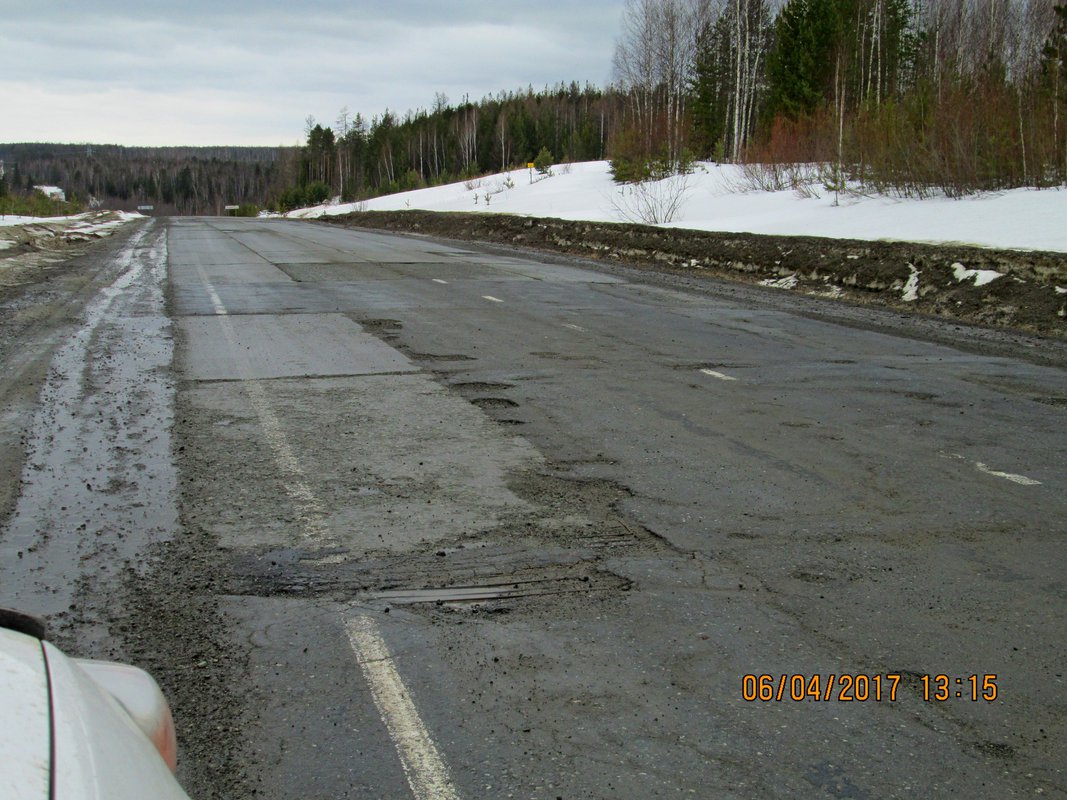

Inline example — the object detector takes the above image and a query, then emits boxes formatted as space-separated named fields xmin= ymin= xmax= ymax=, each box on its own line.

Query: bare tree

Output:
xmin=612 ymin=0 xmax=704 ymax=170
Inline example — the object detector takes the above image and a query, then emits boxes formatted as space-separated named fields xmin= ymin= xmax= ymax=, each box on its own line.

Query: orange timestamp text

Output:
xmin=741 ymin=673 xmax=999 ymax=702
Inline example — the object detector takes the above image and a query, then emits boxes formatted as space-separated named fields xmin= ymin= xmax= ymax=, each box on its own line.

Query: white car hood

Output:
xmin=0 ymin=627 xmax=51 ymax=799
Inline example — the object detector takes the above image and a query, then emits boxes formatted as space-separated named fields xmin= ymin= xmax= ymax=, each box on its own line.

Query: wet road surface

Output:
xmin=2 ymin=216 xmax=1066 ymax=799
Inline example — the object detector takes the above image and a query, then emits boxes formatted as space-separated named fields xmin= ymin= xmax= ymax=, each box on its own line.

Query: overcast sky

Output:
xmin=1 ymin=1 xmax=623 ymax=147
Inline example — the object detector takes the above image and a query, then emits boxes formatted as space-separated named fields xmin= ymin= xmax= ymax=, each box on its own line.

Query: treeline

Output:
xmin=283 ymin=0 xmax=1065 ymax=209
xmin=0 ymin=144 xmax=296 ymax=215
xmin=612 ymin=0 xmax=1067 ymax=195
xmin=279 ymin=85 xmax=626 ymax=209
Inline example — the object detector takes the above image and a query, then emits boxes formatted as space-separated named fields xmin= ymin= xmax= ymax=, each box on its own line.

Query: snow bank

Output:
xmin=288 ymin=161 xmax=1067 ymax=253
xmin=0 ymin=211 xmax=143 ymax=229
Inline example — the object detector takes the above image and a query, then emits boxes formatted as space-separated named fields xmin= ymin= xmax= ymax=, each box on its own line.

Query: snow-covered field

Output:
xmin=287 ymin=161 xmax=1067 ymax=253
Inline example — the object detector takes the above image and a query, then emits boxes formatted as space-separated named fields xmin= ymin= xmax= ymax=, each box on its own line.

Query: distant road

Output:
xmin=3 ymin=217 xmax=1065 ymax=799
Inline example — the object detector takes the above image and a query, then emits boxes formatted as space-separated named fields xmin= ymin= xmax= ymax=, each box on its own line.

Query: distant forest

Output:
xmin=281 ymin=84 xmax=624 ymax=210
xmin=0 ymin=143 xmax=296 ymax=216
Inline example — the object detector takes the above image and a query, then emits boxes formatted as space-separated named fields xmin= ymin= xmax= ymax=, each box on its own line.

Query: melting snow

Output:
xmin=289 ymin=161 xmax=1067 ymax=252
xmin=952 ymin=262 xmax=1004 ymax=286
xmin=902 ymin=266 xmax=920 ymax=302
xmin=759 ymin=275 xmax=799 ymax=290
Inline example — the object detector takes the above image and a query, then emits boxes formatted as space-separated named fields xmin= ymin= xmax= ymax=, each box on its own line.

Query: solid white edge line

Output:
xmin=345 ymin=616 xmax=462 ymax=800
xmin=481 ymin=295 xmax=503 ymax=303
xmin=700 ymin=368 xmax=737 ymax=382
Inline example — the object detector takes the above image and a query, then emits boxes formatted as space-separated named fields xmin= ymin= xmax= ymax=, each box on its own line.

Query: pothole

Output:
xmin=220 ymin=467 xmax=670 ymax=613
xmin=471 ymin=397 xmax=519 ymax=409
xmin=407 ymin=352 xmax=477 ymax=362
xmin=529 ymin=351 xmax=585 ymax=361
xmin=451 ymin=381 xmax=514 ymax=392
xmin=369 ymin=565 xmax=628 ymax=605
xmin=359 ymin=318 xmax=403 ymax=331
xmin=672 ymin=361 xmax=755 ymax=370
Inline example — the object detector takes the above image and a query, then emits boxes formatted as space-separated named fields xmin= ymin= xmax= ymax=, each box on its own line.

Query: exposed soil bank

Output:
xmin=321 ymin=210 xmax=1067 ymax=338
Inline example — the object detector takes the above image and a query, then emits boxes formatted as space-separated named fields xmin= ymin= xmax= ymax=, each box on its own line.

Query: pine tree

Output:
xmin=765 ymin=0 xmax=844 ymax=119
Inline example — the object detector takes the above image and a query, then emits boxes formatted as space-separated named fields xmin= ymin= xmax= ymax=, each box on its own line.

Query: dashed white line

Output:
xmin=197 ymin=254 xmax=459 ymax=800
xmin=944 ymin=453 xmax=1042 ymax=486
xmin=345 ymin=616 xmax=462 ymax=800
xmin=974 ymin=462 xmax=1042 ymax=486
xmin=481 ymin=295 xmax=503 ymax=303
xmin=562 ymin=323 xmax=587 ymax=332
xmin=432 ymin=279 xmax=449 ymax=284
xmin=700 ymin=368 xmax=737 ymax=382
xmin=195 ymin=265 xmax=334 ymax=547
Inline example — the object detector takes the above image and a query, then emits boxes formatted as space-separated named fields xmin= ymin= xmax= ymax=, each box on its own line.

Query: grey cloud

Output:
xmin=1 ymin=1 xmax=625 ymax=144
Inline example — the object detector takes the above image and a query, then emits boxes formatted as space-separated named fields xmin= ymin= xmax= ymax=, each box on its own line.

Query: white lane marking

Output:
xmin=432 ymin=279 xmax=449 ymax=285
xmin=944 ymin=453 xmax=1042 ymax=486
xmin=195 ymin=264 xmax=334 ymax=546
xmin=562 ymin=323 xmax=586 ymax=332
xmin=198 ymin=246 xmax=457 ymax=799
xmin=242 ymin=383 xmax=334 ymax=544
xmin=203 ymin=281 xmax=227 ymax=315
xmin=345 ymin=616 xmax=461 ymax=800
xmin=974 ymin=462 xmax=1042 ymax=486
xmin=481 ymin=295 xmax=503 ymax=303
xmin=700 ymin=368 xmax=737 ymax=382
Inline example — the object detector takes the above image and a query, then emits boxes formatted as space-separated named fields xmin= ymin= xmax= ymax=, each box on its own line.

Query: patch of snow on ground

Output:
xmin=809 ymin=285 xmax=846 ymax=299
xmin=287 ymin=161 xmax=1067 ymax=252
xmin=952 ymin=262 xmax=1004 ymax=286
xmin=0 ymin=215 xmax=44 ymax=227
xmin=902 ymin=266 xmax=920 ymax=301
xmin=759 ymin=275 xmax=799 ymax=290
xmin=0 ymin=211 xmax=142 ymax=229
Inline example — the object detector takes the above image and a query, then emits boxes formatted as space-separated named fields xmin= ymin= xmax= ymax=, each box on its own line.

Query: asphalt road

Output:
xmin=2 ymin=216 xmax=1065 ymax=799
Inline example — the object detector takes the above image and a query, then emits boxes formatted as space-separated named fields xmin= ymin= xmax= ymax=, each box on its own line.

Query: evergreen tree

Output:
xmin=764 ymin=0 xmax=843 ymax=119
xmin=1044 ymin=3 xmax=1067 ymax=179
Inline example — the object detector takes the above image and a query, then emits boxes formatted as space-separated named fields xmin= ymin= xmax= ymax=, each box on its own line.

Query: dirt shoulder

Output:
xmin=319 ymin=210 xmax=1067 ymax=340
xmin=0 ymin=219 xmax=146 ymax=532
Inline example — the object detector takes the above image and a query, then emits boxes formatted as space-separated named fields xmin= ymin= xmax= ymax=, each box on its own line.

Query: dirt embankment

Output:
xmin=321 ymin=210 xmax=1067 ymax=338
xmin=0 ymin=212 xmax=139 ymax=293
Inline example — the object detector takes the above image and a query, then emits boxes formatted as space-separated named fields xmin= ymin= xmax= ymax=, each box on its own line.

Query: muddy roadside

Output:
xmin=0 ymin=217 xmax=148 ymax=528
xmin=318 ymin=210 xmax=1067 ymax=342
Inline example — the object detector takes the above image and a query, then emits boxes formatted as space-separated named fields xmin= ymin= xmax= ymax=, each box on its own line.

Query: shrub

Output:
xmin=534 ymin=147 xmax=554 ymax=175
xmin=277 ymin=186 xmax=305 ymax=212
xmin=304 ymin=181 xmax=331 ymax=205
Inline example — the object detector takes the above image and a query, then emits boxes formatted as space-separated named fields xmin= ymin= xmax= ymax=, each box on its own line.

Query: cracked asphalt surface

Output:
xmin=1 ymin=216 xmax=1065 ymax=799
